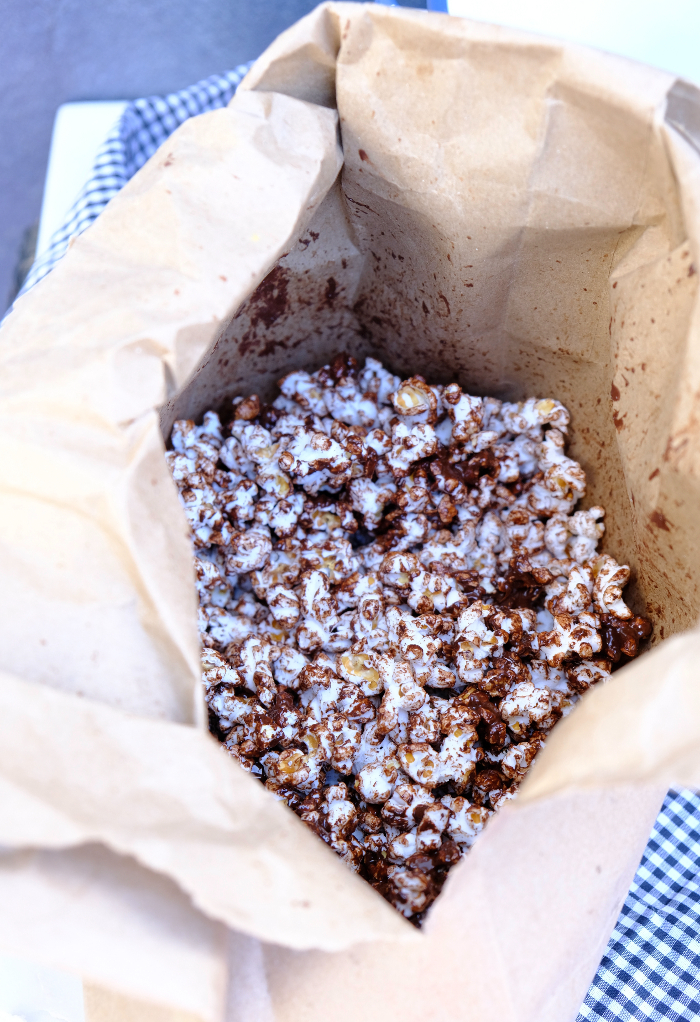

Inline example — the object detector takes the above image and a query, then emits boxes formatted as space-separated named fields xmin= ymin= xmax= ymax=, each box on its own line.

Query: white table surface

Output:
xmin=36 ymin=101 xmax=127 ymax=261
xmin=446 ymin=0 xmax=700 ymax=85
xmin=0 ymin=954 xmax=84 ymax=1022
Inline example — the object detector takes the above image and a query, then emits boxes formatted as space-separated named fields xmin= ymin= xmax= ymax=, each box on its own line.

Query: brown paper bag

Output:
xmin=1 ymin=4 xmax=700 ymax=1019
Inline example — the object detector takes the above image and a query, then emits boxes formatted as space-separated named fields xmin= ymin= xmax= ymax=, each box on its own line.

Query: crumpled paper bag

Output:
xmin=1 ymin=4 xmax=700 ymax=1020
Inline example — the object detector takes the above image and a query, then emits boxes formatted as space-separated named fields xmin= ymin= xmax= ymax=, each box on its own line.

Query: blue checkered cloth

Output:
xmin=578 ymin=789 xmax=700 ymax=1021
xmin=12 ymin=68 xmax=700 ymax=1022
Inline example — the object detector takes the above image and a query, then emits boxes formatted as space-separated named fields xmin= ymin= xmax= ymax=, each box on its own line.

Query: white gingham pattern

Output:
xmin=578 ymin=789 xmax=700 ymax=1021
xmin=10 ymin=66 xmax=700 ymax=1022
xmin=15 ymin=65 xmax=252 ymax=301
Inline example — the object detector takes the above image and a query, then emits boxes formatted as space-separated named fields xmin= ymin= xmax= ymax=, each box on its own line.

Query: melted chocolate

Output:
xmin=256 ymin=403 xmax=280 ymax=430
xmin=495 ymin=555 xmax=553 ymax=609
xmin=467 ymin=690 xmax=507 ymax=746
xmin=460 ymin=448 xmax=499 ymax=486
xmin=473 ymin=768 xmax=505 ymax=793
xmin=601 ymin=613 xmax=653 ymax=663
xmin=318 ymin=352 xmax=360 ymax=385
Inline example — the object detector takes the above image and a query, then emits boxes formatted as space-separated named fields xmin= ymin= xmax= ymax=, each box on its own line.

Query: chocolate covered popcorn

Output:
xmin=167 ymin=355 xmax=651 ymax=925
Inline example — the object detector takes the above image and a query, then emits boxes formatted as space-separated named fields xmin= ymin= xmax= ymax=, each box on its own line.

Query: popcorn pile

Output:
xmin=166 ymin=355 xmax=651 ymax=925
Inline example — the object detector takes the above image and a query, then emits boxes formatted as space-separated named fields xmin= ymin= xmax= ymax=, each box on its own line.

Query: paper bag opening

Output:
xmin=3 ymin=5 xmax=700 ymax=1018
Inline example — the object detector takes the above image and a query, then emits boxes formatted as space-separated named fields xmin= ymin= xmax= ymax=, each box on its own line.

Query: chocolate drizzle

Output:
xmin=601 ymin=613 xmax=653 ymax=662
xmin=495 ymin=555 xmax=553 ymax=610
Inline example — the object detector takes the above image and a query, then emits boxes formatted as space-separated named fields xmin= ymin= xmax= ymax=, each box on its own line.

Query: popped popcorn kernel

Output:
xmin=167 ymin=354 xmax=651 ymax=926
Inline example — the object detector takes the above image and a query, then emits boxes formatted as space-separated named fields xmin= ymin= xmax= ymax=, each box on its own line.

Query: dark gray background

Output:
xmin=0 ymin=0 xmax=339 ymax=308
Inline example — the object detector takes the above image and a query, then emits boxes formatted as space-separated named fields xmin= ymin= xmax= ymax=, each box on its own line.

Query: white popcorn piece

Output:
xmin=325 ymin=380 xmax=379 ymax=427
xmin=180 ymin=488 xmax=235 ymax=548
xmin=272 ymin=646 xmax=309 ymax=688
xmin=201 ymin=648 xmax=240 ymax=695
xmin=278 ymin=427 xmax=350 ymax=489
xmin=322 ymin=611 xmax=355 ymax=653
xmin=386 ymin=607 xmax=442 ymax=664
xmin=488 ymin=607 xmax=537 ymax=642
xmin=304 ymin=713 xmax=362 ymax=774
xmin=381 ymin=782 xmax=435 ymax=829
xmin=226 ymin=635 xmax=279 ymax=708
xmin=300 ymin=535 xmax=357 ymax=583
xmin=492 ymin=442 xmax=520 ymax=484
xmin=378 ymin=550 xmax=422 ymax=592
xmin=267 ymin=584 xmax=301 ymax=626
xmin=348 ymin=476 xmax=396 ymax=529
xmin=171 ymin=419 xmax=198 ymax=452
xmin=537 ymin=429 xmax=586 ymax=503
xmin=194 ymin=556 xmax=230 ymax=607
xmin=567 ymin=658 xmax=612 ymax=694
xmin=299 ymin=496 xmax=358 ymax=537
xmin=279 ymin=369 xmax=330 ymax=416
xmin=501 ymin=397 xmax=569 ymax=435
xmin=261 ymin=740 xmax=324 ymax=792
xmin=224 ymin=526 xmax=272 ymax=574
xmin=397 ymin=719 xmax=480 ymax=790
xmin=500 ymin=681 xmax=552 ymax=734
xmin=196 ymin=410 xmax=224 ymax=447
xmin=396 ymin=473 xmax=432 ymax=515
xmin=353 ymin=719 xmax=398 ymax=773
xmin=376 ymin=657 xmax=427 ymax=735
xmin=386 ymin=867 xmax=437 ymax=917
xmin=419 ymin=525 xmax=476 ymax=571
xmin=567 ymin=507 xmax=605 ymax=564
xmin=297 ymin=662 xmax=346 ymax=720
xmin=381 ymin=512 xmax=430 ymax=554
xmin=212 ymin=692 xmax=283 ymax=754
xmin=295 ymin=569 xmax=339 ymax=652
xmin=254 ymin=492 xmax=303 ymax=536
xmin=416 ymin=803 xmax=452 ymax=851
xmin=408 ymin=699 xmax=441 ymax=742
xmin=295 ymin=654 xmax=375 ymax=726
xmin=438 ymin=700 xmax=479 ymax=734
xmin=453 ymin=601 xmax=505 ymax=684
xmin=386 ymin=422 xmax=438 ymax=476
xmin=351 ymin=593 xmax=389 ymax=649
xmin=391 ymin=376 xmax=438 ymax=423
xmin=218 ymin=434 xmax=253 ymax=477
xmin=549 ymin=564 xmax=594 ymax=615
xmin=477 ymin=509 xmax=504 ymax=554
xmin=592 ymin=554 xmax=632 ymax=619
xmin=528 ymin=658 xmax=568 ymax=692
xmin=500 ymin=739 xmax=540 ymax=781
xmin=220 ymin=478 xmax=258 ymax=526
xmin=355 ymin=758 xmax=400 ymax=803
xmin=352 ymin=719 xmax=400 ymax=802
xmin=544 ymin=512 xmax=570 ymax=559
xmin=538 ymin=612 xmax=603 ymax=667
xmin=500 ymin=507 xmax=545 ymax=565
xmin=336 ymin=650 xmax=384 ymax=696
xmin=443 ymin=383 xmax=484 ymax=443
xmin=358 ymin=357 xmax=401 ymax=406
xmin=387 ymin=829 xmax=418 ymax=861
xmin=205 ymin=607 xmax=257 ymax=647
xmin=386 ymin=803 xmax=451 ymax=861
xmin=441 ymin=796 xmax=490 ymax=847
xmin=251 ymin=544 xmax=302 ymax=594
xmin=364 ymin=427 xmax=393 ymax=458
xmin=322 ymin=783 xmax=360 ymax=852
xmin=489 ymin=788 xmax=517 ymax=811
xmin=407 ymin=570 xmax=461 ymax=615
